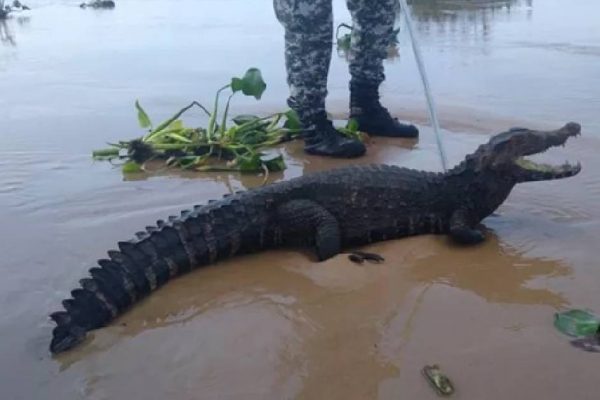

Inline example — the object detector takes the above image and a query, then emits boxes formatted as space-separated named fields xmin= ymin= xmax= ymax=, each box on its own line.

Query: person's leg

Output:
xmin=274 ymin=0 xmax=365 ymax=157
xmin=346 ymin=0 xmax=419 ymax=138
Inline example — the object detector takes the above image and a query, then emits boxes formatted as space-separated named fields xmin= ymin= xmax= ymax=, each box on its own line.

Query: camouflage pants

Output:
xmin=274 ymin=0 xmax=400 ymax=121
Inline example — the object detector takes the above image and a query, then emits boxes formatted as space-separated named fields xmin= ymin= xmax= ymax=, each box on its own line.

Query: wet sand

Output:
xmin=1 ymin=0 xmax=600 ymax=399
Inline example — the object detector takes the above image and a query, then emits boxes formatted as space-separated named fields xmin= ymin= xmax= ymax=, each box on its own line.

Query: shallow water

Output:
xmin=1 ymin=0 xmax=599 ymax=399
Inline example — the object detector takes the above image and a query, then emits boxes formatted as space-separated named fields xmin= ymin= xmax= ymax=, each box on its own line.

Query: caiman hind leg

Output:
xmin=449 ymin=209 xmax=485 ymax=244
xmin=276 ymin=200 xmax=341 ymax=261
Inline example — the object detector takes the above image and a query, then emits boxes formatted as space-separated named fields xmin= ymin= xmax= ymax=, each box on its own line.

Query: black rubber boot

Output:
xmin=350 ymin=81 xmax=419 ymax=138
xmin=302 ymin=112 xmax=366 ymax=158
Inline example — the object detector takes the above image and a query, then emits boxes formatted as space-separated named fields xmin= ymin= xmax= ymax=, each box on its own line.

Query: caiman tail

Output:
xmin=50 ymin=194 xmax=269 ymax=353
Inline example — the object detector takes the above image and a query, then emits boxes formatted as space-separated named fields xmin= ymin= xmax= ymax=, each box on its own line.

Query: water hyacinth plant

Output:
xmin=94 ymin=68 xmax=363 ymax=175
xmin=93 ymin=68 xmax=304 ymax=174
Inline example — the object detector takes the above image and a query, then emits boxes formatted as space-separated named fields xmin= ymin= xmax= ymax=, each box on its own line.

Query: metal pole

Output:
xmin=397 ymin=0 xmax=448 ymax=171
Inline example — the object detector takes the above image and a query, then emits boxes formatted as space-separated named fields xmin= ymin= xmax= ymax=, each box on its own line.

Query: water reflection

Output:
xmin=409 ymin=0 xmax=529 ymax=19
xmin=336 ymin=0 xmax=534 ymax=59
xmin=53 ymin=230 xmax=571 ymax=368
xmin=0 ymin=19 xmax=15 ymax=46
xmin=409 ymin=233 xmax=570 ymax=307
xmin=122 ymin=159 xmax=286 ymax=191
xmin=0 ymin=15 xmax=28 ymax=46
xmin=408 ymin=0 xmax=532 ymax=41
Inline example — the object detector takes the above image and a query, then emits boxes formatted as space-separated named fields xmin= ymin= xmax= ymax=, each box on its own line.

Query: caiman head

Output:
xmin=453 ymin=122 xmax=582 ymax=182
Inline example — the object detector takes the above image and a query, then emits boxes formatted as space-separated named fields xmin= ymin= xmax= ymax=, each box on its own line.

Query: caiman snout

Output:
xmin=542 ymin=122 xmax=581 ymax=148
xmin=563 ymin=122 xmax=582 ymax=136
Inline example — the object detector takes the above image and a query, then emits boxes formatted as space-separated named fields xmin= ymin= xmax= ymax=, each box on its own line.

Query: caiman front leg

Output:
xmin=449 ymin=209 xmax=485 ymax=244
xmin=276 ymin=200 xmax=341 ymax=261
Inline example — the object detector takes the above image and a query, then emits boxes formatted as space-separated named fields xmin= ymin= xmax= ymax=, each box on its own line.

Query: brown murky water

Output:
xmin=1 ymin=0 xmax=600 ymax=399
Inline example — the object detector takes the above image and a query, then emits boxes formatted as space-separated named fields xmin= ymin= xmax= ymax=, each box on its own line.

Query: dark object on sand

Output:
xmin=422 ymin=365 xmax=455 ymax=396
xmin=80 ymin=0 xmax=115 ymax=9
xmin=570 ymin=336 xmax=600 ymax=353
xmin=348 ymin=253 xmax=364 ymax=264
xmin=48 ymin=123 xmax=582 ymax=353
xmin=347 ymin=251 xmax=385 ymax=264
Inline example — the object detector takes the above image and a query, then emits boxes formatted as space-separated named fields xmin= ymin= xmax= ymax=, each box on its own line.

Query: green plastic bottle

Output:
xmin=554 ymin=309 xmax=600 ymax=337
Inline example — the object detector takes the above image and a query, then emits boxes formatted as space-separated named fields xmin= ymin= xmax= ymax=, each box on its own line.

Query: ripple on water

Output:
xmin=0 ymin=151 xmax=86 ymax=210
xmin=583 ymin=174 xmax=600 ymax=196
xmin=0 ymin=152 xmax=35 ymax=196
xmin=512 ymin=41 xmax=600 ymax=57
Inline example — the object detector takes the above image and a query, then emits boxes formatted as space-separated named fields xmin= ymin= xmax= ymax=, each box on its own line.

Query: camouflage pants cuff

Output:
xmin=287 ymin=97 xmax=327 ymax=125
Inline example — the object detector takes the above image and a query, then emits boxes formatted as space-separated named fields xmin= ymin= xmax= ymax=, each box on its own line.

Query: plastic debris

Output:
xmin=555 ymin=309 xmax=600 ymax=353
xmin=422 ymin=365 xmax=454 ymax=396
xmin=554 ymin=309 xmax=600 ymax=337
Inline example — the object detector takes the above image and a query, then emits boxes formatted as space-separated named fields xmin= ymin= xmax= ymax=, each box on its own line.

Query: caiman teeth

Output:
xmin=515 ymin=157 xmax=580 ymax=173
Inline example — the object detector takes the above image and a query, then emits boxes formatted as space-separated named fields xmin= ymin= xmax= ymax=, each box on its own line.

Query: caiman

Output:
xmin=49 ymin=122 xmax=582 ymax=353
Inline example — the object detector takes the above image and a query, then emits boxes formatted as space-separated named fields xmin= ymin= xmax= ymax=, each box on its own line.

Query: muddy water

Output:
xmin=1 ymin=0 xmax=600 ymax=399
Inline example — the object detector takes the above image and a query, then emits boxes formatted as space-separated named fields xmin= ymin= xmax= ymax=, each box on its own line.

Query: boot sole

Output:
xmin=304 ymin=146 xmax=366 ymax=158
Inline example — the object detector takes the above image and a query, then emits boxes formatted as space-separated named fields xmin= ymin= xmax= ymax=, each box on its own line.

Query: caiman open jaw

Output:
xmin=488 ymin=122 xmax=582 ymax=182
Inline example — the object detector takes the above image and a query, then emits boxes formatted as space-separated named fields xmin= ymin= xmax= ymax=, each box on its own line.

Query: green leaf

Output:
xmin=135 ymin=100 xmax=152 ymax=130
xmin=234 ymin=117 xmax=271 ymax=135
xmin=230 ymin=68 xmax=267 ymax=100
xmin=208 ymin=85 xmax=230 ymax=140
xmin=238 ymin=130 xmax=268 ymax=145
xmin=347 ymin=118 xmax=359 ymax=133
xmin=337 ymin=34 xmax=352 ymax=51
xmin=165 ymin=132 xmax=192 ymax=143
xmin=237 ymin=153 xmax=262 ymax=172
xmin=283 ymin=109 xmax=301 ymax=130
xmin=266 ymin=113 xmax=282 ymax=131
xmin=220 ymin=92 xmax=235 ymax=134
xmin=146 ymin=101 xmax=209 ymax=141
xmin=92 ymin=148 xmax=120 ymax=158
xmin=122 ymin=161 xmax=142 ymax=173
xmin=230 ymin=77 xmax=244 ymax=93
xmin=235 ymin=151 xmax=284 ymax=172
xmin=169 ymin=119 xmax=184 ymax=131
xmin=261 ymin=153 xmax=286 ymax=172
xmin=233 ymin=114 xmax=260 ymax=125
xmin=177 ymin=156 xmax=203 ymax=169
